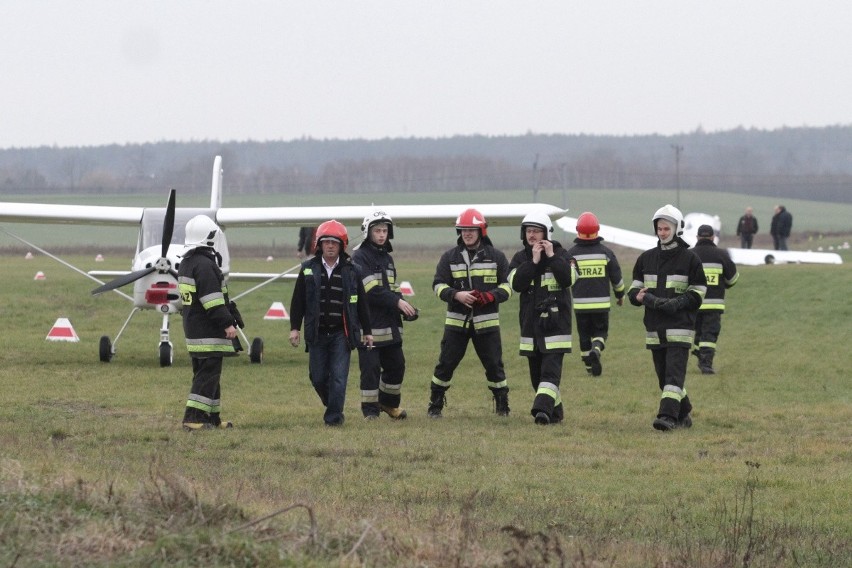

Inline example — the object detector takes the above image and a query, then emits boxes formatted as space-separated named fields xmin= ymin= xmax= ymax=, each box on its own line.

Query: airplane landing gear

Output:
xmin=250 ymin=337 xmax=263 ymax=364
xmin=99 ymin=336 xmax=114 ymax=362
xmin=159 ymin=342 xmax=173 ymax=367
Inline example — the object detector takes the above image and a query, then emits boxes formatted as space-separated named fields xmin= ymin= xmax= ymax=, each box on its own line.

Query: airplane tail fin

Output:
xmin=210 ymin=155 xmax=223 ymax=210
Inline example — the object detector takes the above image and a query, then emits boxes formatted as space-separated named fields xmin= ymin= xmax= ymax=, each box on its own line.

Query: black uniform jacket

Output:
xmin=178 ymin=247 xmax=237 ymax=357
xmin=352 ymin=240 xmax=404 ymax=346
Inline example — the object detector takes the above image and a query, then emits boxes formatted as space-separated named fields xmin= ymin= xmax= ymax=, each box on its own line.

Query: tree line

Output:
xmin=2 ymin=126 xmax=851 ymax=203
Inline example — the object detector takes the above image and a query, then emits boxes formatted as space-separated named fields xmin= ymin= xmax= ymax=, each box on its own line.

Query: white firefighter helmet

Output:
xmin=652 ymin=204 xmax=684 ymax=237
xmin=520 ymin=211 xmax=553 ymax=242
xmin=360 ymin=210 xmax=394 ymax=241
xmin=184 ymin=215 xmax=220 ymax=249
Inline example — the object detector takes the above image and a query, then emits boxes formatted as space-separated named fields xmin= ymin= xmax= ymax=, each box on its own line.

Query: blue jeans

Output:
xmin=308 ymin=331 xmax=351 ymax=425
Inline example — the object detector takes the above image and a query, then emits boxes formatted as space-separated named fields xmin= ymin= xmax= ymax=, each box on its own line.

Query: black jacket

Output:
xmin=508 ymin=241 xmax=576 ymax=355
xmin=628 ymin=239 xmax=707 ymax=349
xmin=352 ymin=240 xmax=404 ymax=346
xmin=770 ymin=207 xmax=793 ymax=238
xmin=566 ymin=237 xmax=625 ymax=313
xmin=692 ymin=240 xmax=739 ymax=312
xmin=178 ymin=247 xmax=238 ymax=357
xmin=433 ymin=242 xmax=511 ymax=334
xmin=290 ymin=252 xmax=371 ymax=350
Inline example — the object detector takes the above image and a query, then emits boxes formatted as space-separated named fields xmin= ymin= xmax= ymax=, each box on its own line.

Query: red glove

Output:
xmin=476 ymin=291 xmax=495 ymax=306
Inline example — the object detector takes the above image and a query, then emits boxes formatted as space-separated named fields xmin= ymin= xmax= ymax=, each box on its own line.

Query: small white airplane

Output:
xmin=555 ymin=211 xmax=843 ymax=266
xmin=0 ymin=155 xmax=566 ymax=366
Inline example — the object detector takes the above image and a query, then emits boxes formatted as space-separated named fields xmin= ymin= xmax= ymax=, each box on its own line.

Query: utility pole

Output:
xmin=671 ymin=144 xmax=683 ymax=209
xmin=532 ymin=154 xmax=540 ymax=203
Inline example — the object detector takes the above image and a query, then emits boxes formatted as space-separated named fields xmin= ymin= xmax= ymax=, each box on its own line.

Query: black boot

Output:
xmin=427 ymin=389 xmax=446 ymax=418
xmin=494 ymin=390 xmax=510 ymax=417
xmin=698 ymin=349 xmax=716 ymax=374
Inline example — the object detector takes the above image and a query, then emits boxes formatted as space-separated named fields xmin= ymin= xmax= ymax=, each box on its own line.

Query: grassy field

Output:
xmin=0 ymin=246 xmax=850 ymax=567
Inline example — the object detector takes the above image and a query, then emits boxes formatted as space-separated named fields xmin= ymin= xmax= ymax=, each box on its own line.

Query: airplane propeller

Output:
xmin=92 ymin=189 xmax=178 ymax=295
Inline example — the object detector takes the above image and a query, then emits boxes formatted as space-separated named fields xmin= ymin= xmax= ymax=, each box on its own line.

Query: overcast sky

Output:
xmin=2 ymin=1 xmax=850 ymax=149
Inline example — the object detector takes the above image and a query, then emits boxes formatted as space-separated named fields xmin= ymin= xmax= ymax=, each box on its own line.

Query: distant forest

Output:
xmin=2 ymin=126 xmax=852 ymax=203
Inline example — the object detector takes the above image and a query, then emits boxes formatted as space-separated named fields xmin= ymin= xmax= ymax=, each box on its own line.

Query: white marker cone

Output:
xmin=264 ymin=301 xmax=289 ymax=320
xmin=46 ymin=318 xmax=80 ymax=342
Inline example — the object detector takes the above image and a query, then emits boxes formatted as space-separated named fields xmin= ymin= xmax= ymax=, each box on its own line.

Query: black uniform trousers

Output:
xmin=184 ymin=356 xmax=223 ymax=424
xmin=526 ymin=352 xmax=565 ymax=422
xmin=651 ymin=347 xmax=692 ymax=421
xmin=694 ymin=312 xmax=722 ymax=351
xmin=358 ymin=344 xmax=405 ymax=415
xmin=432 ymin=327 xmax=507 ymax=393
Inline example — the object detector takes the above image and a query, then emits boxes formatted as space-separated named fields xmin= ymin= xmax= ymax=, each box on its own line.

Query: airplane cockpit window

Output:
xmin=140 ymin=210 xmax=209 ymax=249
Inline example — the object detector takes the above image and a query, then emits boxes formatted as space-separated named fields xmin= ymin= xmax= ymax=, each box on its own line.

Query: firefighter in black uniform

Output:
xmin=428 ymin=208 xmax=513 ymax=418
xmin=508 ymin=211 xmax=577 ymax=425
xmin=566 ymin=212 xmax=625 ymax=377
xmin=178 ymin=215 xmax=240 ymax=431
xmin=352 ymin=210 xmax=417 ymax=420
xmin=628 ymin=205 xmax=707 ymax=431
xmin=691 ymin=224 xmax=739 ymax=374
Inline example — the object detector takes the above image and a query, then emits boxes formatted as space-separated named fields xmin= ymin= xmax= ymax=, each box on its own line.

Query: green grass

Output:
xmin=0 ymin=252 xmax=850 ymax=567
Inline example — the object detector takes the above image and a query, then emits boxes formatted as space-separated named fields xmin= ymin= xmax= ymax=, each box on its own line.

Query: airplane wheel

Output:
xmin=159 ymin=343 xmax=173 ymax=367
xmin=250 ymin=337 xmax=263 ymax=364
xmin=99 ymin=336 xmax=113 ymax=362
xmin=765 ymin=254 xmax=775 ymax=265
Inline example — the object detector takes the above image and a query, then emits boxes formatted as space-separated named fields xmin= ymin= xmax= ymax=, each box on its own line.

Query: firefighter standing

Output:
xmin=178 ymin=215 xmax=239 ymax=431
xmin=352 ymin=211 xmax=417 ymax=420
xmin=566 ymin=212 xmax=625 ymax=377
xmin=628 ymin=205 xmax=707 ymax=431
xmin=508 ymin=212 xmax=577 ymax=425
xmin=289 ymin=220 xmax=373 ymax=426
xmin=428 ymin=208 xmax=513 ymax=418
xmin=691 ymin=224 xmax=739 ymax=374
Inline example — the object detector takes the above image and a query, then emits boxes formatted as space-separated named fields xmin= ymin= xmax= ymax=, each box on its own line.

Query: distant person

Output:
xmin=736 ymin=206 xmax=759 ymax=249
xmin=770 ymin=205 xmax=793 ymax=251
xmin=691 ymin=224 xmax=739 ymax=374
xmin=428 ymin=208 xmax=512 ymax=418
xmin=566 ymin=212 xmax=625 ymax=377
xmin=289 ymin=220 xmax=373 ymax=427
xmin=352 ymin=210 xmax=417 ymax=421
xmin=296 ymin=226 xmax=317 ymax=258
xmin=628 ymin=205 xmax=706 ymax=431
xmin=178 ymin=215 xmax=240 ymax=431
xmin=508 ymin=212 xmax=577 ymax=425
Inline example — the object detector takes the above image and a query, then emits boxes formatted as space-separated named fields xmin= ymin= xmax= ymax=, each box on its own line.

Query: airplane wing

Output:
xmin=554 ymin=216 xmax=843 ymax=266
xmin=215 ymin=203 xmax=567 ymax=229
xmin=0 ymin=203 xmax=144 ymax=225
xmin=555 ymin=216 xmax=658 ymax=250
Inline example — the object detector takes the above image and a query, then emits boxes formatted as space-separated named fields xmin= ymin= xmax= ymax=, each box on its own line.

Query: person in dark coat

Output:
xmin=628 ymin=205 xmax=707 ymax=431
xmin=178 ymin=215 xmax=239 ymax=431
xmin=770 ymin=205 xmax=793 ymax=251
xmin=735 ymin=206 xmax=759 ymax=249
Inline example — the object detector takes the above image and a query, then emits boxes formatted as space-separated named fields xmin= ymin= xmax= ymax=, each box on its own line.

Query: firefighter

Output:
xmin=428 ymin=208 xmax=513 ymax=418
xmin=691 ymin=224 xmax=739 ymax=374
xmin=508 ymin=211 xmax=577 ymax=425
xmin=566 ymin=212 xmax=625 ymax=377
xmin=289 ymin=220 xmax=373 ymax=427
xmin=352 ymin=210 xmax=417 ymax=420
xmin=178 ymin=215 xmax=240 ymax=431
xmin=628 ymin=205 xmax=707 ymax=431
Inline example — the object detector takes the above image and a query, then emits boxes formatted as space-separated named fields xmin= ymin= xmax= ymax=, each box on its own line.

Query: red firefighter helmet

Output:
xmin=314 ymin=219 xmax=349 ymax=249
xmin=455 ymin=208 xmax=488 ymax=237
xmin=576 ymin=212 xmax=600 ymax=240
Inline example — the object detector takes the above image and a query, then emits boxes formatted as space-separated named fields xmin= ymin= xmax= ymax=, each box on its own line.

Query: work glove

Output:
xmin=642 ymin=292 xmax=666 ymax=310
xmin=475 ymin=291 xmax=495 ymax=306
xmin=659 ymin=294 xmax=691 ymax=315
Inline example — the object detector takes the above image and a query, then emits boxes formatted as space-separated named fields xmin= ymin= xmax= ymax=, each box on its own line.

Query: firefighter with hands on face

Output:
xmin=289 ymin=220 xmax=373 ymax=427
xmin=428 ymin=208 xmax=513 ymax=418
xmin=351 ymin=210 xmax=416 ymax=420
xmin=178 ymin=215 xmax=240 ymax=431
xmin=508 ymin=211 xmax=578 ymax=425
xmin=690 ymin=224 xmax=739 ymax=374
xmin=628 ymin=205 xmax=707 ymax=431
xmin=566 ymin=212 xmax=625 ymax=377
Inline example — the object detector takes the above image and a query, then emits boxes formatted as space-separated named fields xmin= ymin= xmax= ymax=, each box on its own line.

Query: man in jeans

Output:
xmin=289 ymin=220 xmax=373 ymax=426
